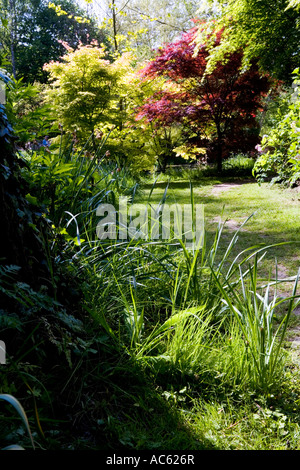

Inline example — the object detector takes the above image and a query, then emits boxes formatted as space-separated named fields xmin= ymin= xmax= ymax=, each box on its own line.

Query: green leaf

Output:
xmin=25 ymin=193 xmax=39 ymax=206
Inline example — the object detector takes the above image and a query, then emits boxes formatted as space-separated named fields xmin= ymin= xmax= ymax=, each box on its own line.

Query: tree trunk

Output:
xmin=216 ymin=127 xmax=223 ymax=173
xmin=9 ymin=0 xmax=16 ymax=78
xmin=216 ymin=146 xmax=222 ymax=172
xmin=112 ymin=0 xmax=118 ymax=52
xmin=157 ymin=156 xmax=167 ymax=173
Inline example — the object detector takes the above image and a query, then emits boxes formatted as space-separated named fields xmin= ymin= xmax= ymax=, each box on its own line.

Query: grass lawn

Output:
xmin=139 ymin=175 xmax=300 ymax=283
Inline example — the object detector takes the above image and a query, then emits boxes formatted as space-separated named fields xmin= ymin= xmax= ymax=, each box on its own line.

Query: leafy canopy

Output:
xmin=195 ymin=0 xmax=300 ymax=83
xmin=0 ymin=0 xmax=107 ymax=83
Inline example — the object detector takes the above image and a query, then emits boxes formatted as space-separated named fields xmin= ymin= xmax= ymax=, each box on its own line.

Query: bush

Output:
xmin=253 ymin=69 xmax=300 ymax=187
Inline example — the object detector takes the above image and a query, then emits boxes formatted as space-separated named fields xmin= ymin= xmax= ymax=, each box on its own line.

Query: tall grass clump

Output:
xmin=212 ymin=255 xmax=300 ymax=393
xmin=78 ymin=174 xmax=299 ymax=397
xmin=136 ymin=306 xmax=219 ymax=379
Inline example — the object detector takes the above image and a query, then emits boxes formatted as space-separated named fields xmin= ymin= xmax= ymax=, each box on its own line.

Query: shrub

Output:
xmin=253 ymin=69 xmax=300 ymax=186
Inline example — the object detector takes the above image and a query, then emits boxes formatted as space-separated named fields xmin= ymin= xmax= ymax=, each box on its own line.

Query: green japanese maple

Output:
xmin=44 ymin=43 xmax=132 ymax=148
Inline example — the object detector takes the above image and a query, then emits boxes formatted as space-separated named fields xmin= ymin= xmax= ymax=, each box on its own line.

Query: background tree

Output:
xmin=86 ymin=0 xmax=199 ymax=59
xmin=0 ymin=0 xmax=107 ymax=82
xmin=135 ymin=24 xmax=271 ymax=172
xmin=196 ymin=0 xmax=300 ymax=83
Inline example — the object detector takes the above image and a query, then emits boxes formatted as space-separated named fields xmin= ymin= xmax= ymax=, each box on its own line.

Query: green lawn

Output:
xmin=139 ymin=176 xmax=300 ymax=281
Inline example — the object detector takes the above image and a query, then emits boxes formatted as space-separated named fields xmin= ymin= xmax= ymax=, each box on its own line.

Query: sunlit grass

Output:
xmin=138 ymin=178 xmax=300 ymax=277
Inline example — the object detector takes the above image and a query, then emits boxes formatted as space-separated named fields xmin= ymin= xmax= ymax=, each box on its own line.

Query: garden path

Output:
xmin=210 ymin=181 xmax=251 ymax=195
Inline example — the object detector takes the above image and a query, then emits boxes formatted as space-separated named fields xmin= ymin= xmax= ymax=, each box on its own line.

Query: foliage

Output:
xmin=97 ymin=0 xmax=199 ymax=59
xmin=92 ymin=68 xmax=162 ymax=173
xmin=0 ymin=0 xmax=107 ymax=82
xmin=0 ymin=73 xmax=51 ymax=292
xmin=44 ymin=43 xmax=161 ymax=172
xmin=253 ymin=69 xmax=300 ymax=186
xmin=196 ymin=0 xmax=300 ymax=83
xmin=221 ymin=154 xmax=255 ymax=177
xmin=101 ymin=125 xmax=158 ymax=174
xmin=18 ymin=137 xmax=139 ymax=230
xmin=0 ymin=105 xmax=13 ymax=142
xmin=135 ymin=23 xmax=270 ymax=172
xmin=44 ymin=44 xmax=130 ymax=147
xmin=213 ymin=255 xmax=300 ymax=393
xmin=5 ymin=77 xmax=53 ymax=143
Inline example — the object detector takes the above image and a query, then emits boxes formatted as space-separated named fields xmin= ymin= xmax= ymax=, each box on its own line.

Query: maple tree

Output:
xmin=44 ymin=43 xmax=132 ymax=148
xmin=135 ymin=23 xmax=271 ymax=172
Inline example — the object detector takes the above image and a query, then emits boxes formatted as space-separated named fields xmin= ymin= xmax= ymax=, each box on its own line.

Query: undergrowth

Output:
xmin=1 ymin=142 xmax=300 ymax=451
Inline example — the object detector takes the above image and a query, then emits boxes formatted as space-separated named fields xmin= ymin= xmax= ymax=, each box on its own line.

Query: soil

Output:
xmin=210 ymin=181 xmax=253 ymax=195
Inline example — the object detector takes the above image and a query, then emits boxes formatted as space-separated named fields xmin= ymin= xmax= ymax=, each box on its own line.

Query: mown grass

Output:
xmin=139 ymin=176 xmax=300 ymax=277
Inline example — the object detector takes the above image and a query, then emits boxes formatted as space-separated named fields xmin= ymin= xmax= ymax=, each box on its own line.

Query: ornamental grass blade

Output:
xmin=0 ymin=394 xmax=35 ymax=449
xmin=1 ymin=444 xmax=25 ymax=450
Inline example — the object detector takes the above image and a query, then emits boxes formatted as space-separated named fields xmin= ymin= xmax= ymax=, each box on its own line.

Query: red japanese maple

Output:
xmin=135 ymin=24 xmax=271 ymax=171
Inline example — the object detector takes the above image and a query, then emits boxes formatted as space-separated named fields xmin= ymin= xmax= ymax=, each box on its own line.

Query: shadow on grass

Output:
xmin=142 ymin=176 xmax=257 ymax=190
xmin=203 ymin=224 xmax=300 ymax=281
xmin=140 ymin=176 xmax=300 ymax=276
xmin=142 ymin=181 xmax=213 ymax=191
xmin=0 ymin=355 xmax=218 ymax=451
xmin=69 ymin=358 xmax=220 ymax=451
